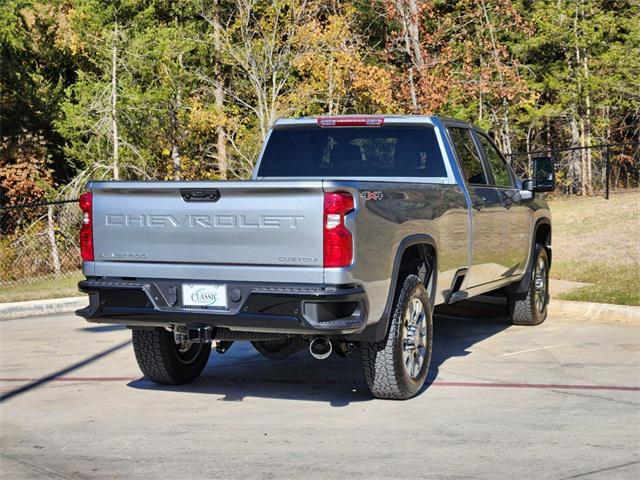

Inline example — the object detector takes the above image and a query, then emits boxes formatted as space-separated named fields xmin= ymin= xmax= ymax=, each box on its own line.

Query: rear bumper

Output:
xmin=77 ymin=278 xmax=368 ymax=335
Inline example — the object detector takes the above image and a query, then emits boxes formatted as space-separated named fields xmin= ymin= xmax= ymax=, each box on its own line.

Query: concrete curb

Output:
xmin=0 ymin=296 xmax=88 ymax=321
xmin=548 ymin=299 xmax=640 ymax=324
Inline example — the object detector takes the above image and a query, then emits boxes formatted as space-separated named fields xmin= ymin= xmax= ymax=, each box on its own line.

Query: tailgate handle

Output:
xmin=180 ymin=188 xmax=220 ymax=202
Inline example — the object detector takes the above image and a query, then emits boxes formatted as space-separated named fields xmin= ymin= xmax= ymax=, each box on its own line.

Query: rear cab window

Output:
xmin=257 ymin=126 xmax=447 ymax=178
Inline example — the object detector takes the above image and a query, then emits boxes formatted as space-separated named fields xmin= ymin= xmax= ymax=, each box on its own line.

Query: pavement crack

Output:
xmin=558 ymin=459 xmax=640 ymax=479
xmin=551 ymin=388 xmax=640 ymax=407
xmin=1 ymin=453 xmax=73 ymax=480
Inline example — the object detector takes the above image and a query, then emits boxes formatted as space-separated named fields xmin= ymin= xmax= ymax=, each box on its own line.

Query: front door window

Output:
xmin=477 ymin=134 xmax=512 ymax=187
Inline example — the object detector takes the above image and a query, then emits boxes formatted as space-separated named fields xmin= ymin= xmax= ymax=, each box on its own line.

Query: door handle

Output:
xmin=502 ymin=190 xmax=515 ymax=209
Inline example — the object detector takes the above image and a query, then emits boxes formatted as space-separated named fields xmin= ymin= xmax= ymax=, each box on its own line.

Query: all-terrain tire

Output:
xmin=132 ymin=328 xmax=211 ymax=385
xmin=252 ymin=337 xmax=305 ymax=360
xmin=508 ymin=244 xmax=549 ymax=326
xmin=360 ymin=275 xmax=433 ymax=400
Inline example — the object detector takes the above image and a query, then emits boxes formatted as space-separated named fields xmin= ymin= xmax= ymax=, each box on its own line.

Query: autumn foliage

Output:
xmin=0 ymin=0 xmax=638 ymax=204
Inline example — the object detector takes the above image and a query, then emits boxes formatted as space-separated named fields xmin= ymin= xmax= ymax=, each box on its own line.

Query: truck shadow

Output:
xmin=128 ymin=298 xmax=511 ymax=407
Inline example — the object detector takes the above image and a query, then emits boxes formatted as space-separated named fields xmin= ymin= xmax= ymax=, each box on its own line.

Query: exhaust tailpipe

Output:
xmin=309 ymin=337 xmax=332 ymax=360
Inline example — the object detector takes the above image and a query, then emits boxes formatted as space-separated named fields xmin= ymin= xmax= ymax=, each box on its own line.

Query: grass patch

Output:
xmin=552 ymin=262 xmax=640 ymax=306
xmin=0 ymin=272 xmax=84 ymax=303
xmin=549 ymin=190 xmax=640 ymax=306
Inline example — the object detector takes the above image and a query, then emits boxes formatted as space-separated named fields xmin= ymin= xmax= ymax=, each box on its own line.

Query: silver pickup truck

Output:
xmin=77 ymin=115 xmax=554 ymax=399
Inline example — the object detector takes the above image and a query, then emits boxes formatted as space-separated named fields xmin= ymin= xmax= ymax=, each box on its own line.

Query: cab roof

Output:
xmin=273 ymin=115 xmax=441 ymax=128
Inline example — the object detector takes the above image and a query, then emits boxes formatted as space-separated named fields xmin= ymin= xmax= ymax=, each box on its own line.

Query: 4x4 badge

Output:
xmin=360 ymin=191 xmax=384 ymax=201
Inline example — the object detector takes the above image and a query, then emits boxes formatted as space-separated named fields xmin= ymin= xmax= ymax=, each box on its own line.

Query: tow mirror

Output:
xmin=523 ymin=156 xmax=555 ymax=192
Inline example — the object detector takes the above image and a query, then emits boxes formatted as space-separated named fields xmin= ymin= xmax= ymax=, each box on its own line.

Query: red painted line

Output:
xmin=0 ymin=377 xmax=638 ymax=391
xmin=0 ymin=377 xmax=137 ymax=382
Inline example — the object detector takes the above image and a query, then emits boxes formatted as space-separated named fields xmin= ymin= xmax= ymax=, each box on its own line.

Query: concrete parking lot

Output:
xmin=1 ymin=301 xmax=639 ymax=480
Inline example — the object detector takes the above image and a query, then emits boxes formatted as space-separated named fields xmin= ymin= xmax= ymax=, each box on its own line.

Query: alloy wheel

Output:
xmin=534 ymin=256 xmax=548 ymax=313
xmin=402 ymin=297 xmax=428 ymax=379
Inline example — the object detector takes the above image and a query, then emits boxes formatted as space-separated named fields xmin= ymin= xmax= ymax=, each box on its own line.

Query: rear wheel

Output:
xmin=132 ymin=328 xmax=211 ymax=385
xmin=508 ymin=244 xmax=549 ymax=326
xmin=360 ymin=275 xmax=433 ymax=400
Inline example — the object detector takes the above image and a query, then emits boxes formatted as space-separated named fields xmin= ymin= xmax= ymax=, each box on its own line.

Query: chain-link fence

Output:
xmin=1 ymin=199 xmax=81 ymax=288
xmin=507 ymin=141 xmax=640 ymax=198
xmin=1 ymin=141 xmax=638 ymax=291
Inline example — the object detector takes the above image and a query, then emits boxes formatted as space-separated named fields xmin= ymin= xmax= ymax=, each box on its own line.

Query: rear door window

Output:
xmin=448 ymin=127 xmax=487 ymax=185
xmin=258 ymin=126 xmax=447 ymax=178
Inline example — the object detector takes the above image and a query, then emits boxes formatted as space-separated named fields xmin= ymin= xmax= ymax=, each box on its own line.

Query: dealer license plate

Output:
xmin=182 ymin=283 xmax=228 ymax=310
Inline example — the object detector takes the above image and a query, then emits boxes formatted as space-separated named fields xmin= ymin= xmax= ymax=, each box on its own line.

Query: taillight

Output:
xmin=79 ymin=192 xmax=94 ymax=261
xmin=323 ymin=192 xmax=355 ymax=268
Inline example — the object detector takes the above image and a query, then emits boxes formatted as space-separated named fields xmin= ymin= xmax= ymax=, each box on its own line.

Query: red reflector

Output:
xmin=79 ymin=192 xmax=94 ymax=261
xmin=317 ymin=116 xmax=384 ymax=127
xmin=323 ymin=192 xmax=355 ymax=268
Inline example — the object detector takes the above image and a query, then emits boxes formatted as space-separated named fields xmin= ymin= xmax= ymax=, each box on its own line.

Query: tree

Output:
xmin=0 ymin=0 xmax=75 ymax=203
xmin=1 ymin=0 xmax=637 ymax=195
xmin=517 ymin=0 xmax=640 ymax=194
xmin=290 ymin=2 xmax=397 ymax=115
xmin=220 ymin=0 xmax=312 ymax=140
xmin=380 ymin=0 xmax=532 ymax=155
xmin=56 ymin=1 xmax=146 ymax=189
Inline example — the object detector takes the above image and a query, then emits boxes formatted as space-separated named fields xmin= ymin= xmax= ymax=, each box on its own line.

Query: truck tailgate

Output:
xmin=90 ymin=181 xmax=324 ymax=274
